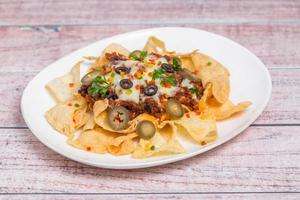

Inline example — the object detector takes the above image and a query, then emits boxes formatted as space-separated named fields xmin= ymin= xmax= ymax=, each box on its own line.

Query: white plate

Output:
xmin=21 ymin=27 xmax=272 ymax=169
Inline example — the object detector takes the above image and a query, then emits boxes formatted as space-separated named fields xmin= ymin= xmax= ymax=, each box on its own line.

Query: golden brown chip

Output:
xmin=173 ymin=112 xmax=217 ymax=144
xmin=206 ymin=98 xmax=252 ymax=120
xmin=46 ymin=61 xmax=82 ymax=103
xmin=68 ymin=128 xmax=117 ymax=154
xmin=192 ymin=52 xmax=230 ymax=104
xmin=92 ymin=43 xmax=130 ymax=68
xmin=107 ymin=133 xmax=138 ymax=155
xmin=143 ymin=36 xmax=166 ymax=53
xmin=45 ymin=95 xmax=89 ymax=137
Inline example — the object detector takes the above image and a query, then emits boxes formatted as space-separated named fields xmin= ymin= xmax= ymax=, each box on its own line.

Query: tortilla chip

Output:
xmin=46 ymin=61 xmax=82 ymax=103
xmin=108 ymin=133 xmax=138 ymax=155
xmin=68 ymin=128 xmax=117 ymax=154
xmin=133 ymin=122 xmax=185 ymax=159
xmin=173 ymin=112 xmax=217 ymax=144
xmin=143 ymin=36 xmax=166 ymax=53
xmin=198 ymin=83 xmax=213 ymax=111
xmin=192 ymin=52 xmax=230 ymax=104
xmin=45 ymin=95 xmax=89 ymax=137
xmin=83 ymin=112 xmax=96 ymax=130
xmin=206 ymin=98 xmax=252 ymax=120
xmin=93 ymin=43 xmax=130 ymax=68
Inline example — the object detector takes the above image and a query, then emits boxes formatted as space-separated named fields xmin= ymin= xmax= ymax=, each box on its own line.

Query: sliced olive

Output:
xmin=166 ymin=99 xmax=184 ymax=118
xmin=115 ymin=66 xmax=131 ymax=74
xmin=81 ymin=70 xmax=101 ymax=85
xmin=136 ymin=120 xmax=156 ymax=140
xmin=180 ymin=68 xmax=201 ymax=83
xmin=161 ymin=63 xmax=174 ymax=73
xmin=119 ymin=79 xmax=133 ymax=89
xmin=144 ymin=85 xmax=158 ymax=96
xmin=107 ymin=106 xmax=129 ymax=130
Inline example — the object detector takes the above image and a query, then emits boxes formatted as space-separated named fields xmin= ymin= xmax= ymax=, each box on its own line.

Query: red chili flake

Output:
xmin=186 ymin=113 xmax=190 ymax=118
xmin=67 ymin=102 xmax=72 ymax=106
xmin=86 ymin=146 xmax=92 ymax=151
xmin=194 ymin=69 xmax=199 ymax=75
xmin=195 ymin=111 xmax=201 ymax=115
xmin=108 ymin=87 xmax=113 ymax=92
xmin=68 ymin=83 xmax=75 ymax=88
xmin=135 ymin=84 xmax=141 ymax=90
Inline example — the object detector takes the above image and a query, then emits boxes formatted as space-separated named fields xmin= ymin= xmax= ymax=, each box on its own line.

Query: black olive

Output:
xmin=136 ymin=120 xmax=156 ymax=140
xmin=119 ymin=79 xmax=133 ymax=89
xmin=144 ymin=85 xmax=158 ymax=96
xmin=107 ymin=106 xmax=129 ymax=130
xmin=81 ymin=70 xmax=101 ymax=85
xmin=180 ymin=68 xmax=201 ymax=83
xmin=115 ymin=66 xmax=131 ymax=74
xmin=166 ymin=99 xmax=184 ymax=119
xmin=161 ymin=63 xmax=174 ymax=73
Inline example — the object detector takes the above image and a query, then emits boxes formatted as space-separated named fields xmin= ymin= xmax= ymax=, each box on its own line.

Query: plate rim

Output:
xmin=21 ymin=27 xmax=272 ymax=169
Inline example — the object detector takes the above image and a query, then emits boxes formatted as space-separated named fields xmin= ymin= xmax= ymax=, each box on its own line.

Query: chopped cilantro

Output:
xmin=189 ymin=88 xmax=199 ymax=94
xmin=88 ymin=75 xmax=112 ymax=97
xmin=150 ymin=145 xmax=155 ymax=151
xmin=207 ymin=61 xmax=212 ymax=66
xmin=129 ymin=51 xmax=148 ymax=61
xmin=161 ymin=75 xmax=176 ymax=86
xmin=140 ymin=51 xmax=148 ymax=60
xmin=152 ymin=69 xmax=176 ymax=86
xmin=172 ymin=57 xmax=182 ymax=71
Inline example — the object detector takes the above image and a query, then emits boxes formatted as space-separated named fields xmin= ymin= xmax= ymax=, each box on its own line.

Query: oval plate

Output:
xmin=21 ymin=27 xmax=272 ymax=169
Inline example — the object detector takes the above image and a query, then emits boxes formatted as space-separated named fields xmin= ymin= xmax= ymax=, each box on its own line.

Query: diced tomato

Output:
xmin=68 ymin=83 xmax=75 ymax=88
xmin=135 ymin=84 xmax=141 ymax=90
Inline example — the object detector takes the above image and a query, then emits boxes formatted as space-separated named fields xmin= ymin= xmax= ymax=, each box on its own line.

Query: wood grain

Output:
xmin=1 ymin=126 xmax=299 ymax=193
xmin=0 ymin=24 xmax=300 ymax=73
xmin=0 ymin=68 xmax=299 ymax=127
xmin=1 ymin=0 xmax=300 ymax=198
xmin=1 ymin=193 xmax=300 ymax=200
xmin=0 ymin=0 xmax=299 ymax=26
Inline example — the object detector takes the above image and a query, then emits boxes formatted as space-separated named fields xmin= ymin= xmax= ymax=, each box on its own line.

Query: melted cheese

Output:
xmin=104 ymin=55 xmax=180 ymax=104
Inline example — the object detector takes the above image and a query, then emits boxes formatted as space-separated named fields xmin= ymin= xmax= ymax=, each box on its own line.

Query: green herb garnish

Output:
xmin=129 ymin=51 xmax=148 ymax=61
xmin=207 ymin=61 xmax=212 ymax=66
xmin=150 ymin=145 xmax=155 ymax=151
xmin=172 ymin=57 xmax=182 ymax=71
xmin=161 ymin=75 xmax=176 ymax=86
xmin=152 ymin=69 xmax=176 ymax=86
xmin=88 ymin=75 xmax=112 ymax=96
xmin=189 ymin=88 xmax=199 ymax=94
xmin=140 ymin=51 xmax=148 ymax=60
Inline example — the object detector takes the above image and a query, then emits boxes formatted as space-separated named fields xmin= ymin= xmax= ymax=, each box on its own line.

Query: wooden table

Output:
xmin=1 ymin=0 xmax=299 ymax=199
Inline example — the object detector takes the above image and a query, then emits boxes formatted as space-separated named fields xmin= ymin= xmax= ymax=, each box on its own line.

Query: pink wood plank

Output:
xmin=1 ymin=126 xmax=299 ymax=193
xmin=0 ymin=68 xmax=299 ymax=127
xmin=0 ymin=0 xmax=299 ymax=26
xmin=0 ymin=25 xmax=299 ymax=73
xmin=1 ymin=194 xmax=300 ymax=200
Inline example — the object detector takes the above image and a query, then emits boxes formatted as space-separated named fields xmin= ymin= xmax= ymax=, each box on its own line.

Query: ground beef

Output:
xmin=109 ymin=100 xmax=144 ymax=120
xmin=174 ymin=87 xmax=199 ymax=111
xmin=143 ymin=98 xmax=165 ymax=118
